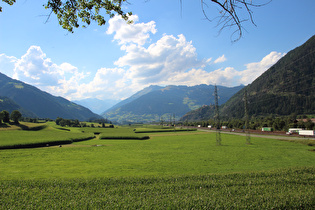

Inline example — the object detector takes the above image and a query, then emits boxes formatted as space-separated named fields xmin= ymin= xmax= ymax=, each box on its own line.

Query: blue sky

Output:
xmin=0 ymin=0 xmax=315 ymax=103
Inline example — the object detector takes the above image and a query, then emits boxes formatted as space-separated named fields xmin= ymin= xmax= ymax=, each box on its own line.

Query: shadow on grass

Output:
xmin=12 ymin=122 xmax=48 ymax=131
xmin=0 ymin=123 xmax=10 ymax=128
xmin=0 ymin=136 xmax=95 ymax=150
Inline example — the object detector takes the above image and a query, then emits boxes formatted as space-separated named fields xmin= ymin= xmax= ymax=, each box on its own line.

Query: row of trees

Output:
xmin=55 ymin=117 xmax=114 ymax=128
xmin=0 ymin=110 xmax=22 ymax=124
xmin=181 ymin=115 xmax=315 ymax=131
xmin=55 ymin=117 xmax=80 ymax=127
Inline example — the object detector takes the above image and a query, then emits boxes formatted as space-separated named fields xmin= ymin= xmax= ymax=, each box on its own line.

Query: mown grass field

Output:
xmin=0 ymin=122 xmax=314 ymax=208
xmin=0 ymin=123 xmax=94 ymax=149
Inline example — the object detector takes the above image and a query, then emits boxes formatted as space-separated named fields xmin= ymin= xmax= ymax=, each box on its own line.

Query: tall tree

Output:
xmin=0 ymin=111 xmax=4 ymax=124
xmin=10 ymin=110 xmax=22 ymax=124
xmin=1 ymin=110 xmax=10 ymax=123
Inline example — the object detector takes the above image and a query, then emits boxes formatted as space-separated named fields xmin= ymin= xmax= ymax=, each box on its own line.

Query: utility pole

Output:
xmin=244 ymin=88 xmax=251 ymax=144
xmin=173 ymin=113 xmax=175 ymax=126
xmin=214 ymin=85 xmax=222 ymax=146
xmin=160 ymin=116 xmax=164 ymax=128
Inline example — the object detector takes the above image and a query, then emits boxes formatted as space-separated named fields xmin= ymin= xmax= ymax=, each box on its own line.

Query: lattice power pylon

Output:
xmin=214 ymin=85 xmax=222 ymax=146
xmin=244 ymin=88 xmax=251 ymax=144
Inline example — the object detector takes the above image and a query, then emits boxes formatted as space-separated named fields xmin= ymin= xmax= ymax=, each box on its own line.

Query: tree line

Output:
xmin=180 ymin=114 xmax=315 ymax=131
xmin=55 ymin=117 xmax=114 ymax=128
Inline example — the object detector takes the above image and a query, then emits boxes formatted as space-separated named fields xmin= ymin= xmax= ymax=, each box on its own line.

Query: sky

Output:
xmin=0 ymin=0 xmax=315 ymax=103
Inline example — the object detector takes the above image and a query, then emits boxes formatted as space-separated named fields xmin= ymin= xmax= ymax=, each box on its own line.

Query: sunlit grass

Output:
xmin=1 ymin=131 xmax=314 ymax=179
xmin=1 ymin=125 xmax=315 ymax=208
xmin=0 ymin=167 xmax=314 ymax=209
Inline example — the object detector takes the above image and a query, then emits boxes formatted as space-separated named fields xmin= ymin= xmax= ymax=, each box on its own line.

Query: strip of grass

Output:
xmin=135 ymin=128 xmax=197 ymax=133
xmin=99 ymin=135 xmax=150 ymax=140
xmin=0 ymin=128 xmax=94 ymax=149
xmin=99 ymin=128 xmax=150 ymax=140
xmin=0 ymin=167 xmax=314 ymax=209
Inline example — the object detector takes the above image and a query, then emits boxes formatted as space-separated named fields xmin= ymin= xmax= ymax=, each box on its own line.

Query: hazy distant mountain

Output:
xmin=73 ymin=98 xmax=120 ymax=115
xmin=0 ymin=73 xmax=102 ymax=121
xmin=103 ymin=85 xmax=163 ymax=114
xmin=181 ymin=34 xmax=315 ymax=121
xmin=102 ymin=84 xmax=243 ymax=124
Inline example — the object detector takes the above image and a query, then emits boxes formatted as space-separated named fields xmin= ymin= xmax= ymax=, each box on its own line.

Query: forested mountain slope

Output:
xmin=0 ymin=73 xmax=102 ymax=121
xmin=0 ymin=96 xmax=37 ymax=118
xmin=182 ymin=35 xmax=315 ymax=121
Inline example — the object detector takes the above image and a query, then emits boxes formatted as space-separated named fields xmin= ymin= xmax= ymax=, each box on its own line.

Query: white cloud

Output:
xmin=106 ymin=15 xmax=157 ymax=46
xmin=238 ymin=51 xmax=285 ymax=84
xmin=0 ymin=14 xmax=285 ymax=102
xmin=214 ymin=54 xmax=227 ymax=64
xmin=5 ymin=46 xmax=89 ymax=98
xmin=13 ymin=46 xmax=61 ymax=86
xmin=133 ymin=51 xmax=284 ymax=88
xmin=0 ymin=54 xmax=18 ymax=77
xmin=115 ymin=34 xmax=204 ymax=85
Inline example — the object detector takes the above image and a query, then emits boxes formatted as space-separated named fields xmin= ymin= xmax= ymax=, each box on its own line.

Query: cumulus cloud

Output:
xmin=172 ymin=51 xmax=284 ymax=87
xmin=125 ymin=51 xmax=284 ymax=88
xmin=115 ymin=34 xmax=205 ymax=85
xmin=214 ymin=55 xmax=227 ymax=64
xmin=0 ymin=53 xmax=18 ymax=77
xmin=5 ymin=46 xmax=89 ymax=98
xmin=106 ymin=15 xmax=157 ymax=46
xmin=13 ymin=46 xmax=61 ymax=86
xmin=238 ymin=51 xmax=285 ymax=84
xmin=0 ymin=15 xmax=285 ymax=101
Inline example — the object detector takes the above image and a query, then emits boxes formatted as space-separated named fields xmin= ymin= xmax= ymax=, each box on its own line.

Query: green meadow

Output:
xmin=0 ymin=122 xmax=314 ymax=208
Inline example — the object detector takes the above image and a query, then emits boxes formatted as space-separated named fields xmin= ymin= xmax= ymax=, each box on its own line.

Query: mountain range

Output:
xmin=181 ymin=34 xmax=315 ymax=121
xmin=2 ymin=34 xmax=314 ymax=123
xmin=102 ymin=84 xmax=243 ymax=124
xmin=0 ymin=73 xmax=101 ymax=121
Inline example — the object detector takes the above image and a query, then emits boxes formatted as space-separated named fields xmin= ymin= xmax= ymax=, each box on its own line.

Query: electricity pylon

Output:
xmin=244 ymin=88 xmax=251 ymax=144
xmin=214 ymin=85 xmax=222 ymax=146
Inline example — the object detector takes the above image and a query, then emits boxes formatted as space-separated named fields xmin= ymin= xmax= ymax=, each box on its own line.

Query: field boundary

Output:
xmin=135 ymin=128 xmax=197 ymax=133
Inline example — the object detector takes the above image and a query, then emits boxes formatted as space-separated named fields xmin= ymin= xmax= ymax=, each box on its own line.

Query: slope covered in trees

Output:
xmin=182 ymin=35 xmax=315 ymax=121
xmin=0 ymin=96 xmax=37 ymax=119
xmin=0 ymin=73 xmax=102 ymax=121
xmin=222 ymin=34 xmax=315 ymax=118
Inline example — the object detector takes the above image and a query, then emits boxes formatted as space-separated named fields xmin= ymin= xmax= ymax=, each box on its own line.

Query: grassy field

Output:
xmin=0 ymin=123 xmax=314 ymax=208
xmin=0 ymin=123 xmax=94 ymax=149
xmin=0 ymin=168 xmax=314 ymax=209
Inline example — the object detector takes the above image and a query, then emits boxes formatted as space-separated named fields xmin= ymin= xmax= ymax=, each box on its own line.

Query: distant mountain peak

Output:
xmin=102 ymin=84 xmax=243 ymax=124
